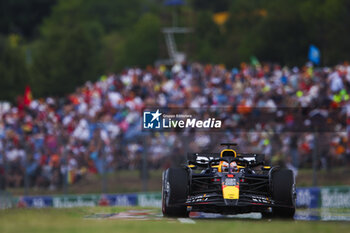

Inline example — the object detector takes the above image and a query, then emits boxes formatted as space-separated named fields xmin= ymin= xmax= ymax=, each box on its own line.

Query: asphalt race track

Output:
xmin=85 ymin=208 xmax=350 ymax=222
xmin=2 ymin=207 xmax=349 ymax=233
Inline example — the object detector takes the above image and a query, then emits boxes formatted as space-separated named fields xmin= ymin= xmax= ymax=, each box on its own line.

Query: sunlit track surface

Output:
xmin=85 ymin=209 xmax=350 ymax=222
xmin=191 ymin=209 xmax=350 ymax=221
xmin=2 ymin=207 xmax=349 ymax=233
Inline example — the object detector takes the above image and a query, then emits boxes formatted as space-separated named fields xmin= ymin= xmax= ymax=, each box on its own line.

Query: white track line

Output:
xmin=177 ymin=218 xmax=196 ymax=224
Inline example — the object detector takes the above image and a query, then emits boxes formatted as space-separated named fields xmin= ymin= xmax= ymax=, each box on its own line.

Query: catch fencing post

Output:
xmin=141 ymin=133 xmax=149 ymax=192
xmin=312 ymin=131 xmax=318 ymax=186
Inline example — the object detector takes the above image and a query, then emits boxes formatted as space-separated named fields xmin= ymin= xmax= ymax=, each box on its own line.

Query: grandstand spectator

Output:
xmin=0 ymin=62 xmax=349 ymax=189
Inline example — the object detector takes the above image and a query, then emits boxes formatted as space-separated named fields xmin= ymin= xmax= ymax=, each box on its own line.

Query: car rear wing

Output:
xmin=187 ymin=153 xmax=265 ymax=167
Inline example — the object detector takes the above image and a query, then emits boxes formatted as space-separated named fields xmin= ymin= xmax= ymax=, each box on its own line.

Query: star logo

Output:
xmin=150 ymin=109 xmax=162 ymax=123
xmin=143 ymin=109 xmax=162 ymax=129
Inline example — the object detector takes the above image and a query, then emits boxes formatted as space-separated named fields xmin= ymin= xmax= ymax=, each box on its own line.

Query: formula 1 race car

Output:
xmin=162 ymin=143 xmax=296 ymax=218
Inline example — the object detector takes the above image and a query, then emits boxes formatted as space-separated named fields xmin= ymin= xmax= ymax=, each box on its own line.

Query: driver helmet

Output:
xmin=220 ymin=161 xmax=229 ymax=172
xmin=230 ymin=161 xmax=238 ymax=172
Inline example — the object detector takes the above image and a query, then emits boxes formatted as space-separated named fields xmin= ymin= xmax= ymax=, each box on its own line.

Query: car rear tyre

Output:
xmin=271 ymin=168 xmax=296 ymax=219
xmin=162 ymin=168 xmax=189 ymax=218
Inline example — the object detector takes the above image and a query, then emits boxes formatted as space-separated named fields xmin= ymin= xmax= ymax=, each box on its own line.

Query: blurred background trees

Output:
xmin=31 ymin=0 xmax=105 ymax=96
xmin=0 ymin=35 xmax=27 ymax=101
xmin=1 ymin=0 xmax=350 ymax=100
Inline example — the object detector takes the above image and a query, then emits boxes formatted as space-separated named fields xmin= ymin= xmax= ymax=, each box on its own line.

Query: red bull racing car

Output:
xmin=162 ymin=143 xmax=296 ymax=218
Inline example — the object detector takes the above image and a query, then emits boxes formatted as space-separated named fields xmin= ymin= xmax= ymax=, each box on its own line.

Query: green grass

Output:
xmin=296 ymin=167 xmax=350 ymax=187
xmin=7 ymin=167 xmax=350 ymax=195
xmin=0 ymin=207 xmax=349 ymax=233
xmin=8 ymin=170 xmax=163 ymax=196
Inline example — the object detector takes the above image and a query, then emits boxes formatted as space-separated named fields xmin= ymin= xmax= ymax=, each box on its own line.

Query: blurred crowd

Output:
xmin=0 ymin=62 xmax=350 ymax=190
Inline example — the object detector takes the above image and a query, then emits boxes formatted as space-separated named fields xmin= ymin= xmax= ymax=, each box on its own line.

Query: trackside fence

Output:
xmin=1 ymin=187 xmax=350 ymax=209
